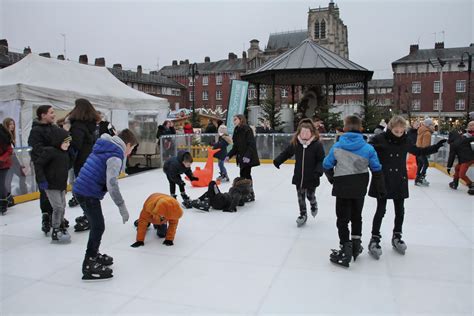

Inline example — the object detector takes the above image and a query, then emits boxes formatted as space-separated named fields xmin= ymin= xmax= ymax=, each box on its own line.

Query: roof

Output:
xmin=108 ymin=68 xmax=185 ymax=89
xmin=266 ymin=30 xmax=308 ymax=52
xmin=339 ymin=79 xmax=394 ymax=90
xmin=241 ymin=38 xmax=373 ymax=86
xmin=159 ymin=58 xmax=247 ymax=77
xmin=392 ymin=45 xmax=474 ymax=65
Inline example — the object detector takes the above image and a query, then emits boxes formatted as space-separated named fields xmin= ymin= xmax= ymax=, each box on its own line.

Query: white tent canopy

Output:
xmin=0 ymin=54 xmax=169 ymax=145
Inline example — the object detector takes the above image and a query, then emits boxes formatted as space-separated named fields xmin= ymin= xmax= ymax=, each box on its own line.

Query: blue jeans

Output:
xmin=218 ymin=159 xmax=227 ymax=176
xmin=76 ymin=194 xmax=104 ymax=258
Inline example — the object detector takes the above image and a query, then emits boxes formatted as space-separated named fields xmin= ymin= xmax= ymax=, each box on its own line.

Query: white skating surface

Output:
xmin=1 ymin=164 xmax=472 ymax=315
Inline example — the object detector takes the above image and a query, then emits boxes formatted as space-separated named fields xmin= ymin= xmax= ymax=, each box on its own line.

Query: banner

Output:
xmin=226 ymin=80 xmax=249 ymax=134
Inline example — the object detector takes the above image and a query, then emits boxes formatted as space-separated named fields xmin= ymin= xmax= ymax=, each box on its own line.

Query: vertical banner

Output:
xmin=226 ymin=80 xmax=249 ymax=134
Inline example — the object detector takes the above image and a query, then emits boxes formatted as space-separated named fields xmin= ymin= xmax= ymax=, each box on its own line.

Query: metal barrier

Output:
xmin=159 ymin=133 xmax=451 ymax=166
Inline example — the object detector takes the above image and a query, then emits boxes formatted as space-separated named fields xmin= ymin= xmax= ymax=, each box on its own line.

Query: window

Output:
xmin=248 ymin=89 xmax=256 ymax=100
xmin=260 ymin=87 xmax=267 ymax=99
xmin=314 ymin=19 xmax=326 ymax=39
xmin=411 ymin=99 xmax=421 ymax=111
xmin=455 ymin=99 xmax=465 ymax=110
xmin=171 ymin=89 xmax=181 ymax=96
xmin=216 ymin=75 xmax=222 ymax=85
xmin=189 ymin=77 xmax=194 ymax=86
xmin=433 ymin=99 xmax=443 ymax=110
xmin=369 ymin=88 xmax=375 ymax=94
xmin=433 ymin=81 xmax=442 ymax=93
xmin=281 ymin=89 xmax=288 ymax=98
xmin=229 ymin=73 xmax=236 ymax=80
xmin=216 ymin=90 xmax=222 ymax=100
xmin=202 ymin=91 xmax=208 ymax=101
xmin=456 ymin=80 xmax=466 ymax=93
xmin=189 ymin=91 xmax=194 ymax=101
xmin=412 ymin=82 xmax=421 ymax=94
xmin=202 ymin=76 xmax=208 ymax=86
xmin=385 ymin=98 xmax=391 ymax=105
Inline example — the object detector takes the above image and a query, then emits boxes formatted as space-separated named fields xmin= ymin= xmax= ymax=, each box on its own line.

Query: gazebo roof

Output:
xmin=241 ymin=38 xmax=373 ymax=86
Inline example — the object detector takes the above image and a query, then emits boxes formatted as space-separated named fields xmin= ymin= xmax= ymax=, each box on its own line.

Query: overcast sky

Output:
xmin=1 ymin=0 xmax=472 ymax=79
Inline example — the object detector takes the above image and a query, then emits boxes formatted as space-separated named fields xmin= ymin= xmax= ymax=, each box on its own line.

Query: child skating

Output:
xmin=273 ymin=118 xmax=325 ymax=227
xmin=73 ymin=129 xmax=137 ymax=280
xmin=163 ymin=151 xmax=199 ymax=208
xmin=213 ymin=124 xmax=232 ymax=182
xmin=323 ymin=115 xmax=386 ymax=268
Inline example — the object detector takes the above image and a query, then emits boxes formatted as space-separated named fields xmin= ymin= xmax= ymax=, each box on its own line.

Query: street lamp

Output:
xmin=429 ymin=57 xmax=446 ymax=125
xmin=458 ymin=52 xmax=472 ymax=121
xmin=188 ymin=62 xmax=199 ymax=127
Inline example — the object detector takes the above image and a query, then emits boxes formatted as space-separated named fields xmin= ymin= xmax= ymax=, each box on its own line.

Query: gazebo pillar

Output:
xmin=332 ymin=84 xmax=336 ymax=103
xmin=325 ymin=72 xmax=330 ymax=107
xmin=272 ymin=74 xmax=276 ymax=101
xmin=256 ymin=83 xmax=260 ymax=106
xmin=291 ymin=85 xmax=295 ymax=109
xmin=363 ymin=77 xmax=369 ymax=105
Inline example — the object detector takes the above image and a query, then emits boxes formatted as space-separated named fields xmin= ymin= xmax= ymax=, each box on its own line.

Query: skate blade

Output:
xmin=82 ymin=273 xmax=113 ymax=281
xmin=368 ymin=251 xmax=381 ymax=260
xmin=329 ymin=258 xmax=350 ymax=268
xmin=393 ymin=247 xmax=406 ymax=255
xmin=51 ymin=238 xmax=71 ymax=244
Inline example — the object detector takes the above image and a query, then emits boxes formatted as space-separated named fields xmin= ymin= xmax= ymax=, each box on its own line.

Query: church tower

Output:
xmin=307 ymin=1 xmax=349 ymax=58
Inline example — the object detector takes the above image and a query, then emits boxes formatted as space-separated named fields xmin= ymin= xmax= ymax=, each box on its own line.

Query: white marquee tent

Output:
xmin=0 ymin=54 xmax=169 ymax=146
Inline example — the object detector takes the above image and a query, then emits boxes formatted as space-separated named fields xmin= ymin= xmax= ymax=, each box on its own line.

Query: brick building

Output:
xmin=158 ymin=53 xmax=247 ymax=112
xmin=392 ymin=42 xmax=474 ymax=124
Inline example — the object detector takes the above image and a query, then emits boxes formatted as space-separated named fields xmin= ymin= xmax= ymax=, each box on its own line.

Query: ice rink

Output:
xmin=1 ymin=163 xmax=473 ymax=315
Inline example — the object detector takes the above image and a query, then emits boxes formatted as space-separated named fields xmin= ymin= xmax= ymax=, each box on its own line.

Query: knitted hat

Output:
xmin=218 ymin=124 xmax=228 ymax=135
xmin=423 ymin=117 xmax=433 ymax=126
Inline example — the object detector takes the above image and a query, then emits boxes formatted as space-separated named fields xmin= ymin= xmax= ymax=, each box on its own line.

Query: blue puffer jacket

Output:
xmin=323 ymin=131 xmax=381 ymax=198
xmin=73 ymin=136 xmax=124 ymax=199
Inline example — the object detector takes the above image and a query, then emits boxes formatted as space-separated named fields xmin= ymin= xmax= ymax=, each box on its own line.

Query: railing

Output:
xmin=159 ymin=133 xmax=450 ymax=165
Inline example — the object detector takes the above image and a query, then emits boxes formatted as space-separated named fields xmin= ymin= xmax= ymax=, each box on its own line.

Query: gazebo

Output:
xmin=241 ymin=38 xmax=374 ymax=111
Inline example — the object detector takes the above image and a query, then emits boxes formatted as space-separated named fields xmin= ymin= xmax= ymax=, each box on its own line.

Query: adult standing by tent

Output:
xmin=156 ymin=120 xmax=176 ymax=160
xmin=0 ymin=122 xmax=13 ymax=215
xmin=69 ymin=98 xmax=100 ymax=231
xmin=3 ymin=118 xmax=28 ymax=204
xmin=28 ymin=105 xmax=58 ymax=232
xmin=225 ymin=114 xmax=260 ymax=202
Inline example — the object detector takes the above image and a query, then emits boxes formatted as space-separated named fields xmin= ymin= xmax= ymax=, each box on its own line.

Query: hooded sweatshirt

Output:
xmin=323 ymin=131 xmax=382 ymax=198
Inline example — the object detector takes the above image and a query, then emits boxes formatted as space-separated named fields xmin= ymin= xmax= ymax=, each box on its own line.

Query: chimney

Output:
xmin=57 ymin=54 xmax=65 ymax=60
xmin=79 ymin=54 xmax=88 ymax=64
xmin=409 ymin=44 xmax=419 ymax=54
xmin=329 ymin=0 xmax=335 ymax=10
xmin=204 ymin=56 xmax=210 ymax=63
xmin=435 ymin=42 xmax=444 ymax=49
xmin=113 ymin=63 xmax=122 ymax=70
xmin=179 ymin=60 xmax=185 ymax=65
xmin=137 ymin=65 xmax=142 ymax=76
xmin=228 ymin=52 xmax=237 ymax=60
xmin=172 ymin=60 xmax=178 ymax=66
xmin=0 ymin=39 xmax=8 ymax=55
xmin=185 ymin=59 xmax=189 ymax=64
xmin=23 ymin=46 xmax=32 ymax=55
xmin=248 ymin=39 xmax=261 ymax=59
xmin=95 ymin=57 xmax=105 ymax=67
xmin=39 ymin=52 xmax=51 ymax=58
xmin=242 ymin=51 xmax=247 ymax=60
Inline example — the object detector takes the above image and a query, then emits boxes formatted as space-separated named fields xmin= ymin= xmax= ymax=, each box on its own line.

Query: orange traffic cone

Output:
xmin=407 ymin=154 xmax=417 ymax=180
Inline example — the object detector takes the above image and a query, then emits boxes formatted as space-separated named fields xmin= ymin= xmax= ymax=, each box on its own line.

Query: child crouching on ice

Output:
xmin=131 ymin=193 xmax=183 ymax=247
xmin=273 ymin=118 xmax=325 ymax=227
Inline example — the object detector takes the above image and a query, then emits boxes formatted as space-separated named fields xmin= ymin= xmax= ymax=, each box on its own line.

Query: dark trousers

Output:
xmin=416 ymin=155 xmax=429 ymax=177
xmin=167 ymin=175 xmax=185 ymax=195
xmin=76 ymin=194 xmax=104 ymax=258
xmin=335 ymin=197 xmax=365 ymax=244
xmin=371 ymin=198 xmax=405 ymax=237
xmin=0 ymin=169 xmax=8 ymax=199
xmin=39 ymin=188 xmax=53 ymax=215
xmin=240 ymin=166 xmax=252 ymax=180
xmin=296 ymin=186 xmax=316 ymax=214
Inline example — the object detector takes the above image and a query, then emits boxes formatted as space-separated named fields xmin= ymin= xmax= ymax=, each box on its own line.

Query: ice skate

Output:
xmin=74 ymin=215 xmax=90 ymax=232
xmin=51 ymin=227 xmax=71 ymax=243
xmin=368 ymin=236 xmax=382 ymax=260
xmin=414 ymin=176 xmax=428 ymax=187
xmin=41 ymin=213 xmax=51 ymax=234
xmin=181 ymin=193 xmax=193 ymax=209
xmin=0 ymin=199 xmax=8 ymax=215
xmin=352 ymin=238 xmax=363 ymax=261
xmin=296 ymin=213 xmax=307 ymax=227
xmin=191 ymin=199 xmax=210 ymax=212
xmin=330 ymin=241 xmax=352 ymax=267
xmin=7 ymin=194 xmax=14 ymax=207
xmin=311 ymin=201 xmax=318 ymax=218
xmin=68 ymin=196 xmax=79 ymax=207
xmin=392 ymin=234 xmax=407 ymax=255
xmin=448 ymin=178 xmax=459 ymax=190
xmin=96 ymin=253 xmax=113 ymax=266
xmin=468 ymin=184 xmax=474 ymax=195
xmin=82 ymin=256 xmax=113 ymax=280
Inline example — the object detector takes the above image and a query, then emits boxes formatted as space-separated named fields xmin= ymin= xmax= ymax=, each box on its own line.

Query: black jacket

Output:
xmin=34 ymin=129 xmax=71 ymax=191
xmin=156 ymin=125 xmax=176 ymax=139
xmin=70 ymin=119 xmax=97 ymax=175
xmin=204 ymin=123 xmax=217 ymax=134
xmin=202 ymin=178 xmax=252 ymax=211
xmin=447 ymin=133 xmax=474 ymax=167
xmin=27 ymin=121 xmax=61 ymax=163
xmin=368 ymin=129 xmax=444 ymax=199
xmin=163 ymin=151 xmax=194 ymax=186
xmin=274 ymin=139 xmax=325 ymax=189
xmin=406 ymin=128 xmax=418 ymax=146
xmin=227 ymin=124 xmax=260 ymax=167
xmin=213 ymin=136 xmax=230 ymax=160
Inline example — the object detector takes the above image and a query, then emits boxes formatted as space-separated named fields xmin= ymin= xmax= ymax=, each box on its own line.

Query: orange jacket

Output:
xmin=135 ymin=193 xmax=183 ymax=242
xmin=416 ymin=125 xmax=433 ymax=148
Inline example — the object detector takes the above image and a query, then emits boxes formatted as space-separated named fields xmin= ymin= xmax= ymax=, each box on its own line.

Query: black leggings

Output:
xmin=335 ymin=197 xmax=365 ymax=244
xmin=371 ymin=198 xmax=405 ymax=238
xmin=240 ymin=166 xmax=252 ymax=180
